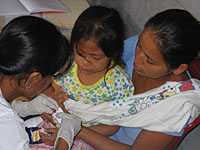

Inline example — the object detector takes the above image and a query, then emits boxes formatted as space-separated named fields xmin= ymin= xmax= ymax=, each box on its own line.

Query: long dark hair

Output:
xmin=145 ymin=9 xmax=200 ymax=69
xmin=0 ymin=16 xmax=73 ymax=76
xmin=71 ymin=6 xmax=125 ymax=68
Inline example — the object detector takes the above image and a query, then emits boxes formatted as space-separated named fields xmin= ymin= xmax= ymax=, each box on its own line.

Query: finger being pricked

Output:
xmin=44 ymin=127 xmax=58 ymax=134
xmin=40 ymin=131 xmax=56 ymax=146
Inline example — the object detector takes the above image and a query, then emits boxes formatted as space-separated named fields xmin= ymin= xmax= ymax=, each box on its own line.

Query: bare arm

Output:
xmin=55 ymin=138 xmax=69 ymax=150
xmin=78 ymin=127 xmax=131 ymax=150
xmin=40 ymin=129 xmax=69 ymax=150
xmin=132 ymin=129 xmax=175 ymax=150
xmin=78 ymin=127 xmax=176 ymax=150
xmin=89 ymin=124 xmax=119 ymax=136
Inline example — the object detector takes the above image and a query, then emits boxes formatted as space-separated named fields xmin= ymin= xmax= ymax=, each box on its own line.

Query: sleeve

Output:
xmin=122 ymin=35 xmax=138 ymax=78
xmin=108 ymin=67 xmax=135 ymax=101
xmin=0 ymin=115 xmax=30 ymax=150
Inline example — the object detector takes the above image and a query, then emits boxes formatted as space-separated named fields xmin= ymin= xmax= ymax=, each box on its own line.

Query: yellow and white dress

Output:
xmin=55 ymin=63 xmax=134 ymax=105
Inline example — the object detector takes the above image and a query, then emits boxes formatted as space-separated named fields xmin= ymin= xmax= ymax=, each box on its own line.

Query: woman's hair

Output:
xmin=0 ymin=16 xmax=73 ymax=76
xmin=71 ymin=6 xmax=124 ymax=67
xmin=145 ymin=9 xmax=200 ymax=69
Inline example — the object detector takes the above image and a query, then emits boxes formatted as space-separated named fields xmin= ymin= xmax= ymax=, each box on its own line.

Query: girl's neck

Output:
xmin=77 ymin=68 xmax=107 ymax=85
xmin=133 ymin=72 xmax=188 ymax=94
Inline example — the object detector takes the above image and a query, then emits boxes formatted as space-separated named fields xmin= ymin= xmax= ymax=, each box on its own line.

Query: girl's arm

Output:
xmin=43 ymin=81 xmax=68 ymax=112
xmin=78 ymin=127 xmax=176 ymax=150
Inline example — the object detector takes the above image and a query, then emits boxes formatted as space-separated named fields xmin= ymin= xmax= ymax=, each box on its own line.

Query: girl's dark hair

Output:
xmin=0 ymin=16 xmax=73 ymax=76
xmin=71 ymin=6 xmax=124 ymax=67
xmin=145 ymin=9 xmax=200 ymax=69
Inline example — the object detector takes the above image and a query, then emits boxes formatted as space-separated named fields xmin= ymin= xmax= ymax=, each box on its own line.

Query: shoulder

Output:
xmin=61 ymin=62 xmax=76 ymax=78
xmin=106 ymin=65 xmax=132 ymax=84
xmin=106 ymin=66 xmax=134 ymax=95
xmin=55 ymin=62 xmax=77 ymax=85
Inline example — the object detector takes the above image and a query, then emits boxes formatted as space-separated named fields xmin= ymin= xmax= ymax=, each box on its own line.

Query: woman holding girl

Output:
xmin=74 ymin=9 xmax=200 ymax=150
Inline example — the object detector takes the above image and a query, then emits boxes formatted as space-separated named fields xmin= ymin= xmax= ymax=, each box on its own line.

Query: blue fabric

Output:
xmin=110 ymin=127 xmax=141 ymax=145
xmin=122 ymin=35 xmax=138 ymax=78
xmin=110 ymin=35 xmax=141 ymax=145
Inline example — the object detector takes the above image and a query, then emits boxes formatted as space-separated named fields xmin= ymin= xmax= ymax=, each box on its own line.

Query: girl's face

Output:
xmin=74 ymin=39 xmax=110 ymax=74
xmin=134 ymin=29 xmax=170 ymax=79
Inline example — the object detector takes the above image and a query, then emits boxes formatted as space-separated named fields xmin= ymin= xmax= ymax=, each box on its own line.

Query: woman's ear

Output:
xmin=172 ymin=64 xmax=188 ymax=75
xmin=19 ymin=72 xmax=43 ymax=89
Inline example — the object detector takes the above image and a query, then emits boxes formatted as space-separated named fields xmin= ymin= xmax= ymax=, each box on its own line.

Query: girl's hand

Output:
xmin=41 ymin=112 xmax=56 ymax=126
xmin=40 ymin=113 xmax=58 ymax=146
xmin=40 ymin=128 xmax=58 ymax=146
xmin=43 ymin=81 xmax=68 ymax=112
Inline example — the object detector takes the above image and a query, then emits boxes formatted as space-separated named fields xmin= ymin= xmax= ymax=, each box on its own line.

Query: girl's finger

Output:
xmin=40 ymin=132 xmax=55 ymax=146
xmin=44 ymin=128 xmax=58 ymax=134
xmin=41 ymin=113 xmax=57 ymax=126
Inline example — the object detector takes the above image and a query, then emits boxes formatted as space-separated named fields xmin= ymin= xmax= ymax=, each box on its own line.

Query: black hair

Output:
xmin=0 ymin=16 xmax=73 ymax=76
xmin=145 ymin=9 xmax=200 ymax=69
xmin=71 ymin=6 xmax=125 ymax=68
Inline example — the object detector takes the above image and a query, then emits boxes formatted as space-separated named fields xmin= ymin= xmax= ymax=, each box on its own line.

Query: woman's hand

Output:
xmin=55 ymin=112 xmax=82 ymax=149
xmin=43 ymin=81 xmax=68 ymax=112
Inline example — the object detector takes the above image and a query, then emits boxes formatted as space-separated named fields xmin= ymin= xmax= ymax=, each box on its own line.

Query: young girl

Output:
xmin=54 ymin=6 xmax=134 ymax=149
xmin=56 ymin=6 xmax=134 ymax=106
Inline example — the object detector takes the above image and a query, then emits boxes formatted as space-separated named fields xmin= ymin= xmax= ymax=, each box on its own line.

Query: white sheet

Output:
xmin=64 ymin=79 xmax=200 ymax=133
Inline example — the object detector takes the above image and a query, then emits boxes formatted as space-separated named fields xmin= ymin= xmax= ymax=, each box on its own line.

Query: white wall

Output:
xmin=88 ymin=0 xmax=200 ymax=37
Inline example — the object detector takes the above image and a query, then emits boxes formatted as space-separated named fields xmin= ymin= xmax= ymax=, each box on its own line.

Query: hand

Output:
xmin=40 ymin=128 xmax=58 ymax=146
xmin=41 ymin=112 xmax=57 ymax=127
xmin=39 ymin=113 xmax=58 ymax=146
xmin=11 ymin=94 xmax=59 ymax=117
xmin=56 ymin=112 xmax=81 ymax=149
xmin=43 ymin=81 xmax=68 ymax=112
